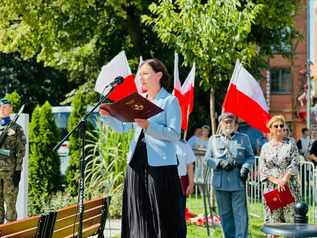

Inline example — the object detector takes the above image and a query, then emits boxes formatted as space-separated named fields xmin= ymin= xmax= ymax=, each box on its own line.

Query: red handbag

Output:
xmin=263 ymin=185 xmax=295 ymax=212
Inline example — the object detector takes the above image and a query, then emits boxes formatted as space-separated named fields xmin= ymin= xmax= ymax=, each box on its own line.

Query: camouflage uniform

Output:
xmin=0 ymin=120 xmax=26 ymax=223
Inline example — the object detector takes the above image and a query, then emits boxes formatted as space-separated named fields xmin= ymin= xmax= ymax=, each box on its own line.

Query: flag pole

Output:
xmin=183 ymin=104 xmax=190 ymax=140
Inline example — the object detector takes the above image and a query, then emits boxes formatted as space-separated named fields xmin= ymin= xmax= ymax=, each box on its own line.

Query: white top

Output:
xmin=176 ymin=140 xmax=196 ymax=176
xmin=188 ymin=135 xmax=199 ymax=147
xmin=188 ymin=136 xmax=209 ymax=150
xmin=300 ymin=137 xmax=312 ymax=156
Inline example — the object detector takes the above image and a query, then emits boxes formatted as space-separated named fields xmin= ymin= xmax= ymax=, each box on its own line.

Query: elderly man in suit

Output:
xmin=205 ymin=112 xmax=254 ymax=238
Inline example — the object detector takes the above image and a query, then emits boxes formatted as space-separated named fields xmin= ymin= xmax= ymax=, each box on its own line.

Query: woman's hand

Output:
xmin=186 ymin=183 xmax=194 ymax=197
xmin=282 ymin=174 xmax=290 ymax=184
xmin=275 ymin=178 xmax=287 ymax=192
xmin=99 ymin=104 xmax=110 ymax=117
xmin=269 ymin=177 xmax=287 ymax=192
xmin=135 ymin=118 xmax=149 ymax=129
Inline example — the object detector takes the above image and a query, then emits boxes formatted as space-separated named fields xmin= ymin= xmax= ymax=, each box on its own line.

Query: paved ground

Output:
xmin=103 ymin=219 xmax=121 ymax=238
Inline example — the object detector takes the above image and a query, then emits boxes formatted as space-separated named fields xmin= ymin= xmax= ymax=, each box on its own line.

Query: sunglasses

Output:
xmin=223 ymin=120 xmax=234 ymax=124
xmin=273 ymin=124 xmax=284 ymax=129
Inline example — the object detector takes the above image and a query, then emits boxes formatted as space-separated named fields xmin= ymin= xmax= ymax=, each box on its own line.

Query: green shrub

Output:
xmin=41 ymin=191 xmax=77 ymax=212
xmin=84 ymin=123 xmax=133 ymax=216
xmin=108 ymin=185 xmax=123 ymax=218
xmin=4 ymin=90 xmax=21 ymax=112
xmin=28 ymin=101 xmax=61 ymax=215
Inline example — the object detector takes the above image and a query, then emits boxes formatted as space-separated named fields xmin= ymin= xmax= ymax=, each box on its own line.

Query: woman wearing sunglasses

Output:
xmin=259 ymin=115 xmax=300 ymax=236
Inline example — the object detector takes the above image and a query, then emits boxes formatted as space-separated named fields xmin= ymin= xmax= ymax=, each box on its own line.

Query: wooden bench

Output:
xmin=51 ymin=196 xmax=110 ymax=238
xmin=0 ymin=196 xmax=110 ymax=238
xmin=0 ymin=214 xmax=51 ymax=238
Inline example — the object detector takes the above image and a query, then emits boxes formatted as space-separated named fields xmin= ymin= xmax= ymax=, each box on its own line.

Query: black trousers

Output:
xmin=178 ymin=192 xmax=187 ymax=238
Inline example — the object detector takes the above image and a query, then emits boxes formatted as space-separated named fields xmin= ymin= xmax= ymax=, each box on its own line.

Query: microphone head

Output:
xmin=114 ymin=76 xmax=124 ymax=85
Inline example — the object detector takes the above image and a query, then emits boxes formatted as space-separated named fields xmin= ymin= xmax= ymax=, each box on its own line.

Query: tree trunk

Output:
xmin=209 ymin=87 xmax=217 ymax=135
xmin=125 ymin=5 xmax=144 ymax=56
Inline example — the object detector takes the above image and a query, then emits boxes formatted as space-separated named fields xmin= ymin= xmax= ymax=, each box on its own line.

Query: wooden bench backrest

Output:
xmin=0 ymin=196 xmax=109 ymax=238
xmin=52 ymin=196 xmax=107 ymax=238
xmin=0 ymin=215 xmax=41 ymax=238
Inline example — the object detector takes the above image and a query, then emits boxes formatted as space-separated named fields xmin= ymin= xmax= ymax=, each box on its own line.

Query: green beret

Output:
xmin=0 ymin=98 xmax=12 ymax=105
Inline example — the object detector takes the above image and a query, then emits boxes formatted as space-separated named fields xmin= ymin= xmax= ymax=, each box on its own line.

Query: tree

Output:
xmin=251 ymin=0 xmax=300 ymax=58
xmin=144 ymin=0 xmax=262 ymax=133
xmin=0 ymin=0 xmax=179 ymax=113
xmin=247 ymin=0 xmax=301 ymax=78
xmin=0 ymin=0 xmax=170 ymax=83
xmin=28 ymin=102 xmax=61 ymax=214
xmin=0 ymin=52 xmax=74 ymax=113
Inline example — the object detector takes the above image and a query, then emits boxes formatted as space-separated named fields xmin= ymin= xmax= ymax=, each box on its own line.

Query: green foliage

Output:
xmin=0 ymin=0 xmax=152 ymax=83
xmin=4 ymin=90 xmax=21 ymax=112
xmin=84 ymin=123 xmax=133 ymax=198
xmin=0 ymin=52 xmax=73 ymax=114
xmin=144 ymin=0 xmax=262 ymax=91
xmin=41 ymin=192 xmax=77 ymax=213
xmin=251 ymin=0 xmax=300 ymax=57
xmin=28 ymin=101 xmax=61 ymax=215
xmin=84 ymin=123 xmax=133 ymax=217
xmin=108 ymin=186 xmax=123 ymax=218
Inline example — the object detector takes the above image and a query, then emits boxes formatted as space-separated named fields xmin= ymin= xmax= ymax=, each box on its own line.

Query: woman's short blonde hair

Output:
xmin=267 ymin=115 xmax=286 ymax=129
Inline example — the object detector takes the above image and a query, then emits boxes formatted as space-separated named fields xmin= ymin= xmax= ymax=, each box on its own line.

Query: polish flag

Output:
xmin=222 ymin=60 xmax=271 ymax=133
xmin=173 ymin=53 xmax=196 ymax=131
xmin=95 ymin=51 xmax=137 ymax=101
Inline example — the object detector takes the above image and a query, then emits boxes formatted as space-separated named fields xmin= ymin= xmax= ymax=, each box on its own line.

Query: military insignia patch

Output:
xmin=7 ymin=128 xmax=16 ymax=136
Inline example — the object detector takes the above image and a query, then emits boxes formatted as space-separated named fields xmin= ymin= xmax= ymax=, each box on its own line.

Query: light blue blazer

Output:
xmin=100 ymin=88 xmax=181 ymax=166
xmin=205 ymin=132 xmax=255 ymax=191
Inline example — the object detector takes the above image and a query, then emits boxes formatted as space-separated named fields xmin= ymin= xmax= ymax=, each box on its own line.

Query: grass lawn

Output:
xmin=112 ymin=196 xmax=267 ymax=238
xmin=186 ymin=195 xmax=266 ymax=238
xmin=111 ymin=194 xmax=317 ymax=237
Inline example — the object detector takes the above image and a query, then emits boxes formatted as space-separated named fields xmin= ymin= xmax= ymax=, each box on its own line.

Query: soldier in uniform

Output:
xmin=205 ymin=112 xmax=254 ymax=238
xmin=0 ymin=98 xmax=26 ymax=223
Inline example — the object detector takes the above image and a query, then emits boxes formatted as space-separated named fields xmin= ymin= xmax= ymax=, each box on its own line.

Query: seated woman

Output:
xmin=260 ymin=115 xmax=300 ymax=237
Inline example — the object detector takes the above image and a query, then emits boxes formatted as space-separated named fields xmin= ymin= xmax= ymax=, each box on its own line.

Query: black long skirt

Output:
xmin=121 ymin=136 xmax=180 ymax=238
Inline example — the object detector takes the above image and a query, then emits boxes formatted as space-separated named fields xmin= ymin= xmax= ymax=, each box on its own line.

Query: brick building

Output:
xmin=265 ymin=0 xmax=317 ymax=140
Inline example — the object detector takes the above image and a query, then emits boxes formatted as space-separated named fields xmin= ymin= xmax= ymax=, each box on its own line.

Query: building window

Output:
xmin=270 ymin=68 xmax=292 ymax=94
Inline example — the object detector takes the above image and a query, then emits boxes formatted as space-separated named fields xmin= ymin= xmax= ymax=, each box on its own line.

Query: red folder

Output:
xmin=263 ymin=185 xmax=295 ymax=212
xmin=100 ymin=92 xmax=163 ymax=122
xmin=180 ymin=175 xmax=189 ymax=196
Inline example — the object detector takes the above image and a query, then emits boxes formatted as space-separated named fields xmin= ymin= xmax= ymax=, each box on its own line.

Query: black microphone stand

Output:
xmin=53 ymin=80 xmax=119 ymax=238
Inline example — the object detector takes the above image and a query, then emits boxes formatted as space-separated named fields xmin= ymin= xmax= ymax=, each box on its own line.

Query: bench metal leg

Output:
xmin=97 ymin=196 xmax=111 ymax=238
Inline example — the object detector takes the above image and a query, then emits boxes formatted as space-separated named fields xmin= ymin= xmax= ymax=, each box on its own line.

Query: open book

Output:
xmin=100 ymin=92 xmax=163 ymax=122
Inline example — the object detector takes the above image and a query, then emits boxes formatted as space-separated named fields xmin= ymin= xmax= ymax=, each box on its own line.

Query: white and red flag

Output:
xmin=173 ymin=53 xmax=196 ymax=131
xmin=95 ymin=51 xmax=137 ymax=101
xmin=222 ymin=60 xmax=271 ymax=133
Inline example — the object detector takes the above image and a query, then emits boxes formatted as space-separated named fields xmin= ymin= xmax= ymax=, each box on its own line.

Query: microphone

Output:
xmin=100 ymin=76 xmax=124 ymax=102
xmin=109 ymin=76 xmax=124 ymax=88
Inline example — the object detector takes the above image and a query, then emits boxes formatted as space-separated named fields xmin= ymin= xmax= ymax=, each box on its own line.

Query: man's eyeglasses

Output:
xmin=223 ymin=120 xmax=234 ymax=124
xmin=273 ymin=124 xmax=284 ymax=129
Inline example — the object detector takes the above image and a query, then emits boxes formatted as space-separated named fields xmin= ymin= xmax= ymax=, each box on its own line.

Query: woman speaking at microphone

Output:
xmin=99 ymin=58 xmax=181 ymax=238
